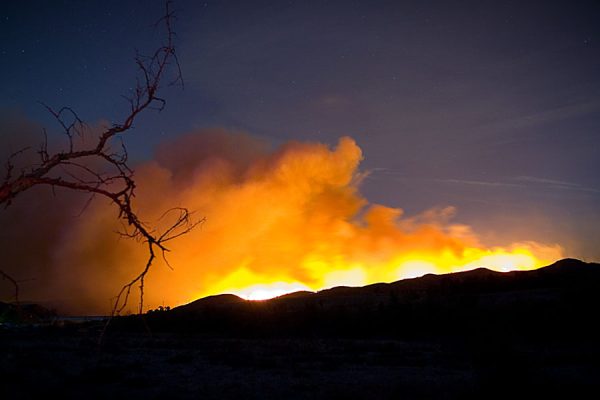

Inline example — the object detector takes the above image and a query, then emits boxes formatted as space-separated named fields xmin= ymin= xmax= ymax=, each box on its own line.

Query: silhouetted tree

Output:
xmin=0 ymin=1 xmax=201 ymax=315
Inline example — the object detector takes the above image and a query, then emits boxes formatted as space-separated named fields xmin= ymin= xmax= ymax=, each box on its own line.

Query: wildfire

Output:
xmin=217 ymin=245 xmax=554 ymax=301
xmin=54 ymin=131 xmax=564 ymax=313
xmin=234 ymin=282 xmax=312 ymax=301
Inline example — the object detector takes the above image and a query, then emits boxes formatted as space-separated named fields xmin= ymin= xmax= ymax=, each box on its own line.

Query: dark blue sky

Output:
xmin=2 ymin=0 xmax=600 ymax=259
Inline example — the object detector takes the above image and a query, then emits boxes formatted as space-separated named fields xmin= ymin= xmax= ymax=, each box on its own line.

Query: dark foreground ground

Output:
xmin=3 ymin=259 xmax=600 ymax=399
xmin=1 ymin=325 xmax=599 ymax=400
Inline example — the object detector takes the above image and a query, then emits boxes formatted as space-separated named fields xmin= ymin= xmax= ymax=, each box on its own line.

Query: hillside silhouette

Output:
xmin=119 ymin=258 xmax=600 ymax=339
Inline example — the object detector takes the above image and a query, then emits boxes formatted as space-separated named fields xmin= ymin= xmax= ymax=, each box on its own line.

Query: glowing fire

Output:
xmin=54 ymin=132 xmax=564 ymax=313
xmin=218 ymin=245 xmax=555 ymax=300
xmin=234 ymin=282 xmax=312 ymax=300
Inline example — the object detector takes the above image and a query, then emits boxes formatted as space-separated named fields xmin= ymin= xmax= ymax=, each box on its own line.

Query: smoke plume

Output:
xmin=0 ymin=128 xmax=563 ymax=314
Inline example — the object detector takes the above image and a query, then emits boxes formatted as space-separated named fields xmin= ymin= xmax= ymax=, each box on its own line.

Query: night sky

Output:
xmin=2 ymin=0 xmax=600 ymax=261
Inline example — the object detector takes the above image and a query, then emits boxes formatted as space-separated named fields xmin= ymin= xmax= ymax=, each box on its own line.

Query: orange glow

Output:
xmin=56 ymin=132 xmax=564 ymax=313
xmin=216 ymin=245 xmax=556 ymax=300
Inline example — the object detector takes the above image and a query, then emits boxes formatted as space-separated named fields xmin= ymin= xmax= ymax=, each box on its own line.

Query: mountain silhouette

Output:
xmin=119 ymin=258 xmax=600 ymax=339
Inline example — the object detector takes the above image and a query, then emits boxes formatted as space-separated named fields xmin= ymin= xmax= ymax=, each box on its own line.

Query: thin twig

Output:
xmin=0 ymin=269 xmax=19 ymax=304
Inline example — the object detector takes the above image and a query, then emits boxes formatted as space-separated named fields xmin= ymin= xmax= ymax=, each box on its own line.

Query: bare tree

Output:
xmin=0 ymin=1 xmax=201 ymax=315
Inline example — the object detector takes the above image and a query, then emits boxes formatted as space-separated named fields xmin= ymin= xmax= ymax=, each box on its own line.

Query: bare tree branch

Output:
xmin=0 ymin=269 xmax=19 ymax=304
xmin=0 ymin=0 xmax=198 ymax=316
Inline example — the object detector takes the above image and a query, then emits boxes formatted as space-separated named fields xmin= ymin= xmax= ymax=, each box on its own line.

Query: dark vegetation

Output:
xmin=2 ymin=258 xmax=599 ymax=399
xmin=0 ymin=302 xmax=56 ymax=325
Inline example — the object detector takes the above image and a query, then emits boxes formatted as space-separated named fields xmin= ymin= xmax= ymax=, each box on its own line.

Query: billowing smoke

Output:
xmin=1 ymin=127 xmax=563 ymax=314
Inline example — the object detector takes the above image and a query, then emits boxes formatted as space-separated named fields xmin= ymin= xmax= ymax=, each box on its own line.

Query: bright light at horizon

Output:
xmin=231 ymin=282 xmax=312 ymax=301
xmin=399 ymin=260 xmax=437 ymax=279
xmin=216 ymin=249 xmax=550 ymax=302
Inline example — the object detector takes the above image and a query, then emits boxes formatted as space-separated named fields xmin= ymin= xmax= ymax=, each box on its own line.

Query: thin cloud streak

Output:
xmin=367 ymin=169 xmax=600 ymax=196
